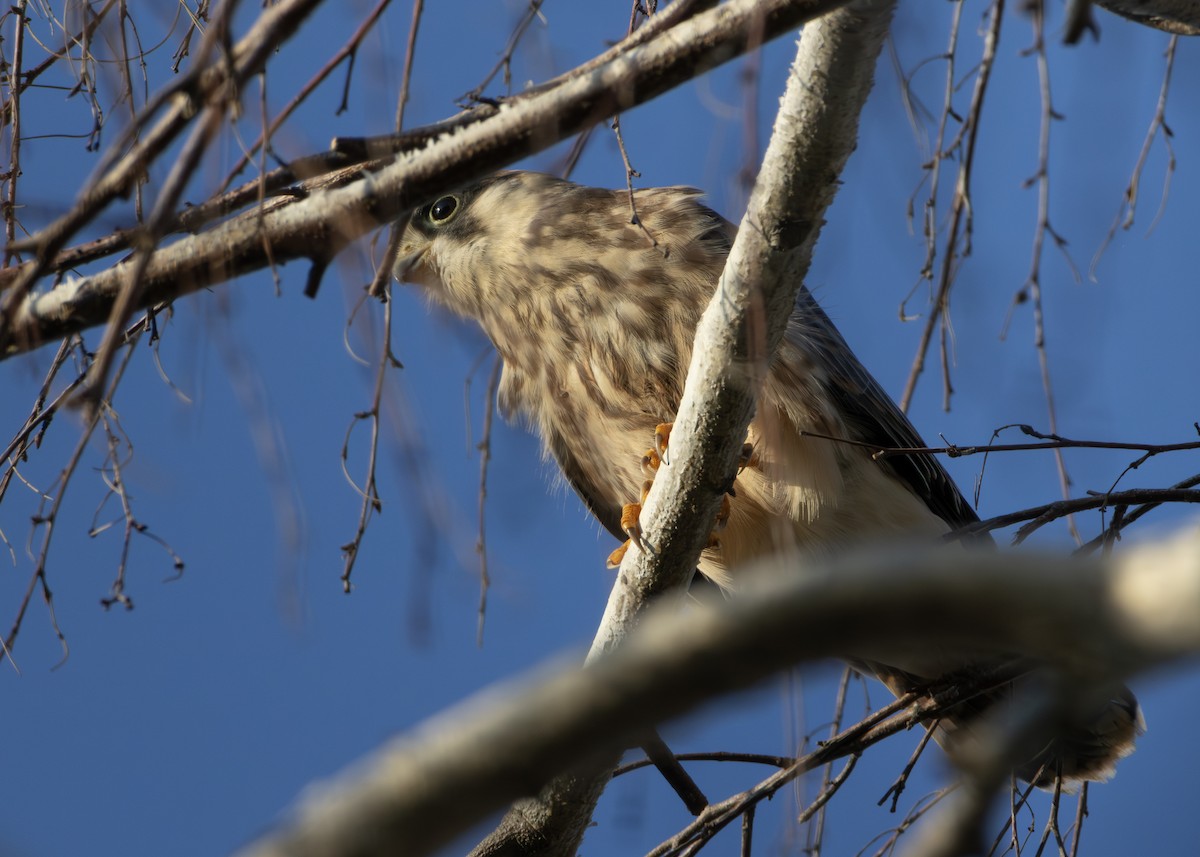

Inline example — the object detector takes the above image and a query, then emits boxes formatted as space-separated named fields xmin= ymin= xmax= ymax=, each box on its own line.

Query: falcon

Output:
xmin=395 ymin=170 xmax=1142 ymax=786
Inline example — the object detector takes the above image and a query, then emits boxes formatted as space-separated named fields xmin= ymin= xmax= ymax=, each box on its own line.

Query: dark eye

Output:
xmin=427 ymin=195 xmax=460 ymax=225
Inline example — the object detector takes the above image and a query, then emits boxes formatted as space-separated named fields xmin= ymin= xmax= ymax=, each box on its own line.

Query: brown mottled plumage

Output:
xmin=395 ymin=170 xmax=1142 ymax=787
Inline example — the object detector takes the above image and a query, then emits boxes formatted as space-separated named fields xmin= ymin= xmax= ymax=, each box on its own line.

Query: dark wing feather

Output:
xmin=545 ymin=287 xmax=979 ymax=537
xmin=546 ymin=425 xmax=628 ymax=543
xmin=793 ymin=287 xmax=980 ymax=530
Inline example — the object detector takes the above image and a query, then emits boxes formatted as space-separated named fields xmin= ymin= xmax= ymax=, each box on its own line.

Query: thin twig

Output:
xmin=461 ymin=0 xmax=546 ymax=102
xmin=795 ymin=423 xmax=1200 ymax=462
xmin=1001 ymin=3 xmax=1081 ymax=543
xmin=3 ymin=1 xmax=27 ymax=263
xmin=1067 ymin=784 xmax=1088 ymax=857
xmin=806 ymin=667 xmax=855 ymax=856
xmin=339 ymin=293 xmax=401 ymax=592
xmin=1090 ymin=37 xmax=1177 ymax=278
xmin=217 ymin=0 xmax=394 ymax=191
xmin=8 ymin=336 xmax=142 ymax=662
xmin=900 ymin=0 xmax=1005 ymax=413
xmin=953 ymin=487 xmax=1200 ymax=544
xmin=474 ymin=357 xmax=501 ymax=647
xmin=878 ymin=722 xmax=937 ymax=813
xmin=645 ymin=667 xmax=1025 ymax=857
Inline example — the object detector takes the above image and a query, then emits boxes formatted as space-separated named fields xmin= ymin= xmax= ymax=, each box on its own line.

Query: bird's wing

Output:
xmin=544 ymin=423 xmax=627 ymax=542
xmin=495 ymin=356 xmax=629 ymax=542
xmin=538 ymin=288 xmax=979 ymax=539
xmin=792 ymin=287 xmax=980 ymax=530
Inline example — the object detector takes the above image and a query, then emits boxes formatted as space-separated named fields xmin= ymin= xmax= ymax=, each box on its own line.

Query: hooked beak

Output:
xmin=394 ymin=243 xmax=427 ymax=283
xmin=393 ymin=230 xmax=431 ymax=283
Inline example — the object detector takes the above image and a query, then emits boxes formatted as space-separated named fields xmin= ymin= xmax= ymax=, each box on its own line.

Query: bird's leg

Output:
xmin=605 ymin=423 xmax=756 ymax=568
xmin=605 ymin=480 xmax=653 ymax=568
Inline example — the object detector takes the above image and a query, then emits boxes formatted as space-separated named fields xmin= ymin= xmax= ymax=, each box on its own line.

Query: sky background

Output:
xmin=2 ymin=2 xmax=1199 ymax=855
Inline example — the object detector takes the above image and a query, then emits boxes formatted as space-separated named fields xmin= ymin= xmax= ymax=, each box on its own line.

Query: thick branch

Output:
xmin=467 ymin=3 xmax=898 ymax=856
xmin=0 ymin=0 xmax=325 ymax=325
xmin=0 ymin=0 xmax=848 ymax=359
xmin=235 ymin=527 xmax=1200 ymax=857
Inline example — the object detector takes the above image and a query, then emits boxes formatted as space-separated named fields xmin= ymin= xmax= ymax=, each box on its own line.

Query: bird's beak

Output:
xmin=393 ymin=240 xmax=428 ymax=283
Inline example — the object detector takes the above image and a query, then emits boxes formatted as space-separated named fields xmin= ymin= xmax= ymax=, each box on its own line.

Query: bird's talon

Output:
xmin=641 ymin=448 xmax=661 ymax=478
xmin=620 ymin=501 xmax=643 ymax=549
xmin=654 ymin=422 xmax=673 ymax=464
xmin=607 ymin=540 xmax=630 ymax=569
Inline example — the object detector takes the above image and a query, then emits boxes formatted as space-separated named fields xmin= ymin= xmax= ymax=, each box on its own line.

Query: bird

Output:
xmin=394 ymin=170 xmax=1142 ymax=787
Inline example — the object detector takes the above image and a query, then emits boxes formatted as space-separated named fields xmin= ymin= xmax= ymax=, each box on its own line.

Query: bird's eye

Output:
xmin=427 ymin=195 xmax=460 ymax=225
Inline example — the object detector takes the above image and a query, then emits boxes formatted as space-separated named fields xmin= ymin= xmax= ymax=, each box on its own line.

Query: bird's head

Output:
xmin=396 ymin=170 xmax=733 ymax=317
xmin=395 ymin=172 xmax=589 ymax=324
xmin=394 ymin=170 xmax=735 ymax=385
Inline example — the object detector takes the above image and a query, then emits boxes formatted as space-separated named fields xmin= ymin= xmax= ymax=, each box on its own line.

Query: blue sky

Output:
xmin=2 ymin=3 xmax=1198 ymax=855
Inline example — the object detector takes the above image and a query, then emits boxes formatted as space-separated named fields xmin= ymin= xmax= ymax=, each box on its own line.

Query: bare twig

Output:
xmin=1000 ymin=3 xmax=1081 ymax=543
xmin=900 ymin=0 xmax=1005 ymax=413
xmin=1078 ymin=470 xmax=1200 ymax=554
xmin=461 ymin=0 xmax=546 ymax=102
xmin=1067 ymin=784 xmax=1088 ymax=857
xmin=218 ymin=0 xmax=395 ymax=192
xmin=857 ymin=787 xmax=954 ymax=857
xmin=394 ymin=0 xmax=424 ymax=133
xmin=614 ymin=751 xmax=797 ymax=777
xmin=1090 ymin=36 xmax=1178 ymax=278
xmin=91 ymin=400 xmax=185 ymax=610
xmin=795 ymin=422 xmax=1200 ymax=462
xmin=953 ymin=487 xmax=1200 ymax=544
xmin=339 ymin=293 xmax=401 ymax=593
xmin=3 ymin=2 xmax=28 ymax=262
xmin=8 ymin=336 xmax=141 ymax=661
xmin=878 ymin=722 xmax=938 ymax=813
xmin=473 ymin=356 xmax=501 ymax=646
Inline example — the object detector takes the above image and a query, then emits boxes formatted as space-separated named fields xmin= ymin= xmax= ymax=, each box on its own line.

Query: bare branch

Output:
xmin=235 ymin=527 xmax=1200 ymax=857
xmin=469 ymin=3 xmax=898 ymax=854
xmin=1090 ymin=36 xmax=1178 ymax=277
xmin=900 ymin=0 xmax=1005 ymax=413
xmin=1 ymin=0 xmax=849 ymax=360
xmin=0 ymin=0 xmax=322 ymax=330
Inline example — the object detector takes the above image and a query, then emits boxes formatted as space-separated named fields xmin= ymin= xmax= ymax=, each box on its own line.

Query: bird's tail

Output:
xmin=864 ymin=661 xmax=1144 ymax=788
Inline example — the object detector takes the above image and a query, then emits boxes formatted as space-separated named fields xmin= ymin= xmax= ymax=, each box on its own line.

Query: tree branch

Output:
xmin=234 ymin=526 xmax=1200 ymax=857
xmin=468 ymin=2 xmax=898 ymax=855
xmin=0 ymin=0 xmax=848 ymax=359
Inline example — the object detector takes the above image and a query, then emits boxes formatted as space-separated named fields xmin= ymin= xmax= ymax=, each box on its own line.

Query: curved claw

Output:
xmin=620 ymin=501 xmax=643 ymax=549
xmin=641 ymin=447 xmax=662 ymax=478
xmin=606 ymin=540 xmax=630 ymax=569
xmin=654 ymin=423 xmax=673 ymax=465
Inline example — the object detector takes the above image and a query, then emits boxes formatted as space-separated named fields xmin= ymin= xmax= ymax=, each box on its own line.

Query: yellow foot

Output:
xmin=653 ymin=422 xmax=757 ymax=472
xmin=606 ymin=481 xmax=652 ymax=569
xmin=655 ymin=422 xmax=672 ymax=463
xmin=606 ymin=424 xmax=754 ymax=568
xmin=606 ymin=541 xmax=629 ymax=569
